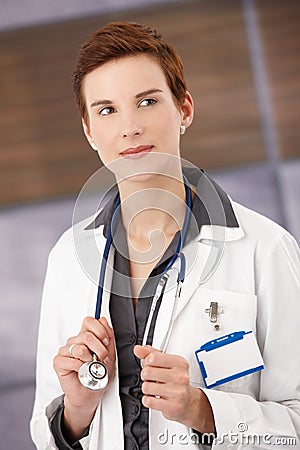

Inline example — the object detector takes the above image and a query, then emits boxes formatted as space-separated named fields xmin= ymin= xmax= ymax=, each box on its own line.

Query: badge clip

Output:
xmin=205 ymin=302 xmax=224 ymax=331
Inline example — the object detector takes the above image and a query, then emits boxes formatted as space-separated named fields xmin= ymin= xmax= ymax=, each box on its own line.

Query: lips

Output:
xmin=120 ymin=145 xmax=153 ymax=159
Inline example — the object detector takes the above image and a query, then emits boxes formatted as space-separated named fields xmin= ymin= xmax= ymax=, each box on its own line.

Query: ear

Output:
xmin=81 ymin=118 xmax=96 ymax=148
xmin=181 ymin=91 xmax=194 ymax=130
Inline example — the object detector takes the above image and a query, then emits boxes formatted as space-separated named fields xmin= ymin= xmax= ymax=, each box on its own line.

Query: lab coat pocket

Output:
xmin=187 ymin=288 xmax=258 ymax=390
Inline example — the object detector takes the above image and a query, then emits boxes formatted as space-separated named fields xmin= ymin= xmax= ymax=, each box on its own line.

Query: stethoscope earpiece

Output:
xmin=78 ymin=354 xmax=108 ymax=391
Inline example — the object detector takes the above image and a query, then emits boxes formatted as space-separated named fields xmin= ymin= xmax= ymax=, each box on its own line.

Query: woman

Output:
xmin=31 ymin=22 xmax=300 ymax=450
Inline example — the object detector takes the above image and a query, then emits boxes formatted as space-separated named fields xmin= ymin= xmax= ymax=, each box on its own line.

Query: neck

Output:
xmin=116 ymin=173 xmax=187 ymax=239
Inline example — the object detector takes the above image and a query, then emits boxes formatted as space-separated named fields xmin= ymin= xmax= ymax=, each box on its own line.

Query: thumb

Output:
xmin=133 ymin=344 xmax=153 ymax=360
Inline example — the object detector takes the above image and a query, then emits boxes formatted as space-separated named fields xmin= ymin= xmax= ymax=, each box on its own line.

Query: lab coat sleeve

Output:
xmin=202 ymin=232 xmax=300 ymax=449
xmin=30 ymin=245 xmax=93 ymax=450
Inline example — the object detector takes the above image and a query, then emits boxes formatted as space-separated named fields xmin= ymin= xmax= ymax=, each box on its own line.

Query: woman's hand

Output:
xmin=134 ymin=345 xmax=215 ymax=434
xmin=53 ymin=316 xmax=115 ymax=441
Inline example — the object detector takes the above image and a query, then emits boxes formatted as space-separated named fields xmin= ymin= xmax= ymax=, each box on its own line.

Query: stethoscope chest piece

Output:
xmin=78 ymin=355 xmax=108 ymax=391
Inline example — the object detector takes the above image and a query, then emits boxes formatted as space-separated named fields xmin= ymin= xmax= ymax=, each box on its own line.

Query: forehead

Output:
xmin=82 ymin=54 xmax=170 ymax=101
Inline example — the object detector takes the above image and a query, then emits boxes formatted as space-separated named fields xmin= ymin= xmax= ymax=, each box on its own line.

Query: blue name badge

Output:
xmin=195 ymin=331 xmax=264 ymax=389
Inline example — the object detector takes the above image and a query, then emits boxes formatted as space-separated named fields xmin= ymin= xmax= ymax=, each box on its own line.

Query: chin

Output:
xmin=109 ymin=151 xmax=182 ymax=184
xmin=118 ymin=171 xmax=159 ymax=184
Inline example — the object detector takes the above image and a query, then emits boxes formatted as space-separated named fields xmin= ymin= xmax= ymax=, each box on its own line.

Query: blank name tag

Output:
xmin=195 ymin=331 xmax=264 ymax=389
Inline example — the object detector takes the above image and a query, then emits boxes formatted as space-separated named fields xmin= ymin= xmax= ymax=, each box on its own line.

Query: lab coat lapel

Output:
xmin=152 ymin=221 xmax=244 ymax=351
xmin=177 ymin=240 xmax=221 ymax=315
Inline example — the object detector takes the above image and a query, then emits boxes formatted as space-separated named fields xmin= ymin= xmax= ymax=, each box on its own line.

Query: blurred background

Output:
xmin=0 ymin=0 xmax=299 ymax=448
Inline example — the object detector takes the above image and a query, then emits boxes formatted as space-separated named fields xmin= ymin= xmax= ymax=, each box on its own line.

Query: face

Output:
xmin=82 ymin=54 xmax=194 ymax=183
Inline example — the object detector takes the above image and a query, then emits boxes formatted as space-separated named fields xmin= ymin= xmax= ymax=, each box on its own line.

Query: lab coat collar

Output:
xmin=197 ymin=197 xmax=245 ymax=242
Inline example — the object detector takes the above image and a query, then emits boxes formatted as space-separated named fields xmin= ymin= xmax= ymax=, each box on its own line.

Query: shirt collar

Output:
xmin=84 ymin=168 xmax=239 ymax=235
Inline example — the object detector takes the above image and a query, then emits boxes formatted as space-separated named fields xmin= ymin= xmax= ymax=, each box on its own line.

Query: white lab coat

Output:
xmin=30 ymin=198 xmax=300 ymax=449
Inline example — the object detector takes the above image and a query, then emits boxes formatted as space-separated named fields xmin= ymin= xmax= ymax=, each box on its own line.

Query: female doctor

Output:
xmin=31 ymin=22 xmax=300 ymax=450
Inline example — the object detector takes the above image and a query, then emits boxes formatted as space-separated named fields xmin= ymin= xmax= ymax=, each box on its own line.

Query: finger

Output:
xmin=67 ymin=332 xmax=109 ymax=361
xmin=59 ymin=344 xmax=94 ymax=363
xmin=143 ymin=351 xmax=189 ymax=371
xmin=53 ymin=354 xmax=83 ymax=375
xmin=142 ymin=377 xmax=190 ymax=399
xmin=142 ymin=380 xmax=173 ymax=399
xmin=80 ymin=316 xmax=110 ymax=346
xmin=142 ymin=366 xmax=190 ymax=387
xmin=141 ymin=394 xmax=167 ymax=411
xmin=141 ymin=365 xmax=171 ymax=383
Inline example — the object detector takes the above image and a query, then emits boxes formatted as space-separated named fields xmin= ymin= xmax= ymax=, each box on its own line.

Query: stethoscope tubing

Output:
xmin=95 ymin=196 xmax=120 ymax=320
xmin=94 ymin=175 xmax=193 ymax=350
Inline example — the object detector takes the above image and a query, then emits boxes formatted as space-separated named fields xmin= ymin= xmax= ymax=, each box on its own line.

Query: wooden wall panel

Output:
xmin=0 ymin=0 xmax=285 ymax=206
xmin=137 ymin=0 xmax=265 ymax=169
xmin=0 ymin=20 xmax=99 ymax=205
xmin=256 ymin=0 xmax=300 ymax=160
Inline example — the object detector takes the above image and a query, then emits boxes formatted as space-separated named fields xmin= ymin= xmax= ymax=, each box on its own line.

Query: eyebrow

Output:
xmin=90 ymin=88 xmax=163 ymax=108
xmin=135 ymin=88 xmax=163 ymax=99
xmin=90 ymin=99 xmax=113 ymax=108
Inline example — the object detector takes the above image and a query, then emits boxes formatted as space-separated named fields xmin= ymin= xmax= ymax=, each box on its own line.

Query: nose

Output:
xmin=121 ymin=114 xmax=143 ymax=138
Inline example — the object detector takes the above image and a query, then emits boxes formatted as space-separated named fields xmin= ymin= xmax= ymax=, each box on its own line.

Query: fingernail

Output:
xmin=103 ymin=338 xmax=109 ymax=347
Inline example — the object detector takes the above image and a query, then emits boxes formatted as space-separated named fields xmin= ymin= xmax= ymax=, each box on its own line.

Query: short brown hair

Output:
xmin=72 ymin=22 xmax=187 ymax=123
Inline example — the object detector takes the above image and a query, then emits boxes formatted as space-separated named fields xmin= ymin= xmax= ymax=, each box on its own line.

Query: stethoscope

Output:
xmin=78 ymin=176 xmax=192 ymax=390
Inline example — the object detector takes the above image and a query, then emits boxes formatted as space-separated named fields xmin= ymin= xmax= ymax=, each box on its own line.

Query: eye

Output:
xmin=98 ymin=106 xmax=115 ymax=116
xmin=138 ymin=98 xmax=157 ymax=108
